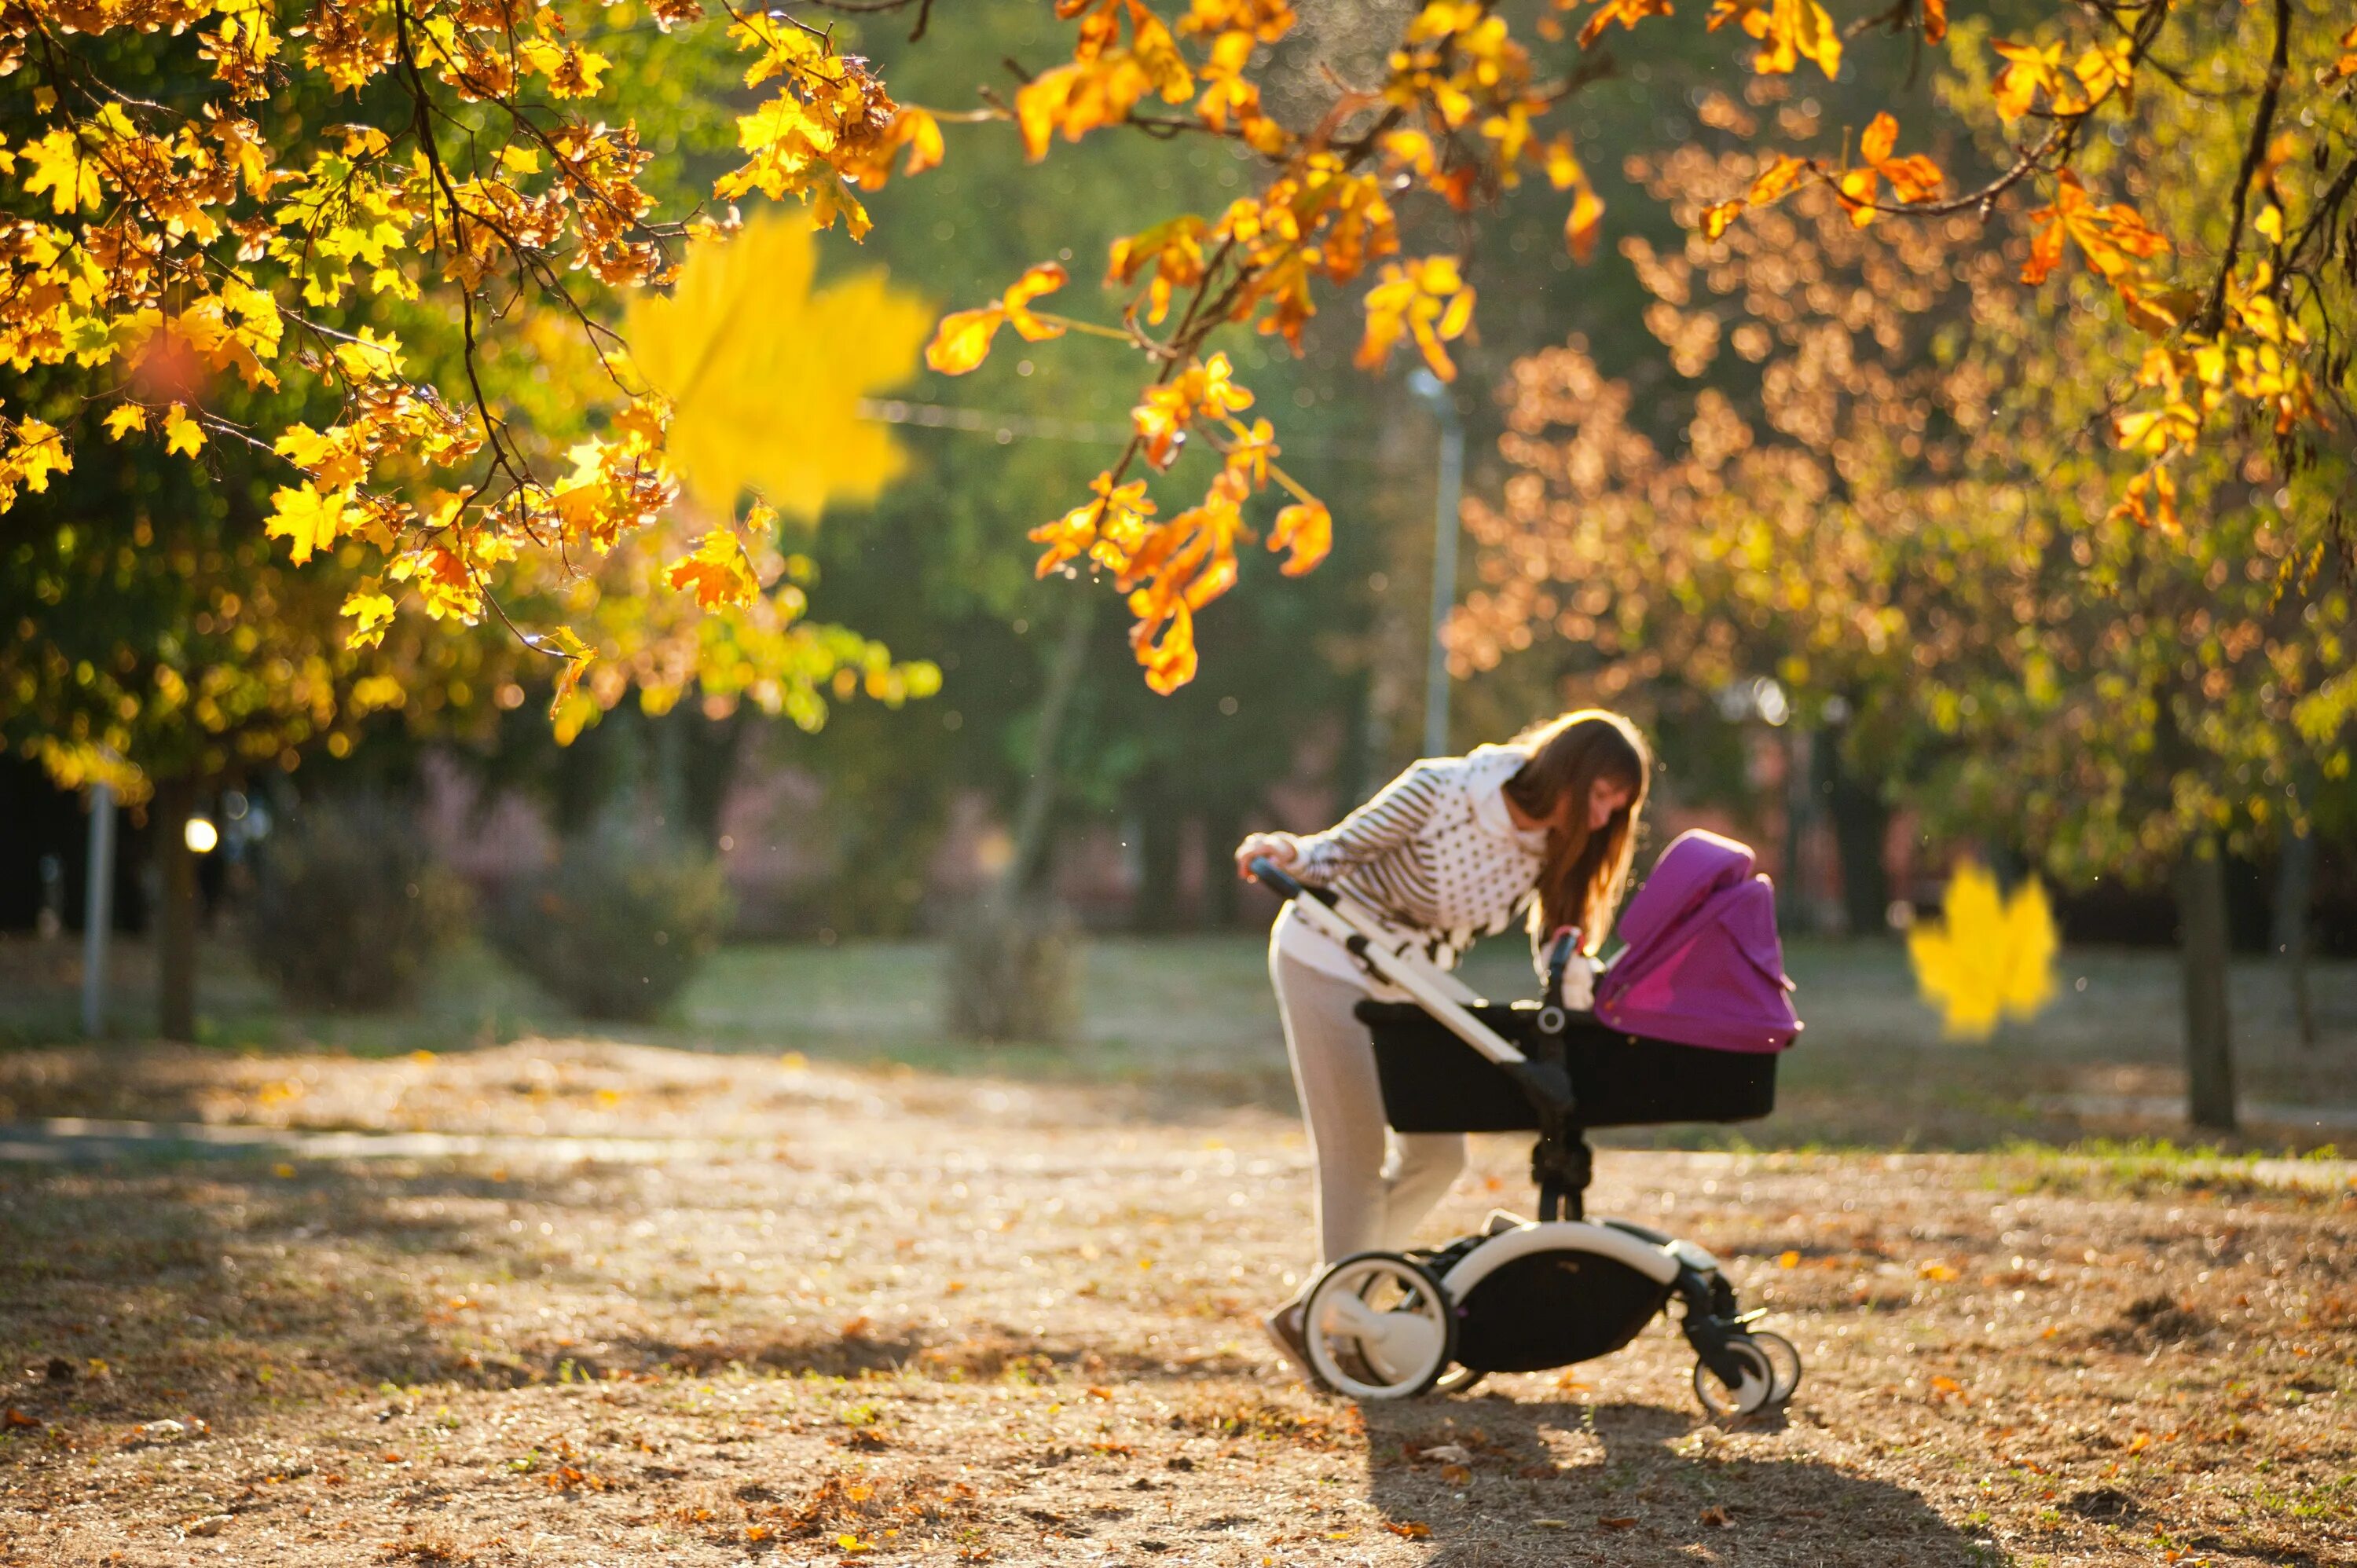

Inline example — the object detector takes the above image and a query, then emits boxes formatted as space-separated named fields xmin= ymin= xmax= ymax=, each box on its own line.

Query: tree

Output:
xmin=0 ymin=29 xmax=928 ymax=1036
xmin=7 ymin=0 xmax=2351 ymax=724
xmin=1453 ymin=35 xmax=2356 ymax=1131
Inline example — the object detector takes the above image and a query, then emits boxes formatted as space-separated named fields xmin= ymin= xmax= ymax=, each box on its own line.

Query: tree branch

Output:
xmin=2196 ymin=0 xmax=2290 ymax=338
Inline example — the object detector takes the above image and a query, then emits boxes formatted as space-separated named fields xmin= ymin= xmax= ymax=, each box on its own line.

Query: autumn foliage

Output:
xmin=2 ymin=0 xmax=2355 ymax=756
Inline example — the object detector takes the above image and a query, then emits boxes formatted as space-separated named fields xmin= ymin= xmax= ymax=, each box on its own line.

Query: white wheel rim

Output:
xmin=1695 ymin=1342 xmax=1773 ymax=1417
xmin=1304 ymin=1258 xmax=1450 ymax=1399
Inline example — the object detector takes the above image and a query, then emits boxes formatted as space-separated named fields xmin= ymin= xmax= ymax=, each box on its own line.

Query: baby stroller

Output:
xmin=1252 ymin=830 xmax=1804 ymax=1416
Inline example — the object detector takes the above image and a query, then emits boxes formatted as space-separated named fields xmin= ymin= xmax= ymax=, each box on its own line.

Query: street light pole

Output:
xmin=1409 ymin=370 xmax=1464 ymax=759
xmin=81 ymin=782 xmax=115 ymax=1037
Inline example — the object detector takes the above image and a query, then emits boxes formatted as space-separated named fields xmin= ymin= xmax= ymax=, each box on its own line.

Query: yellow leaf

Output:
xmin=163 ymin=404 xmax=205 ymax=457
xmin=665 ymin=532 xmax=763 ymax=610
xmin=265 ymin=483 xmax=358 ymax=565
xmin=1906 ymin=861 xmax=2058 ymax=1040
xmin=624 ymin=209 xmax=930 ymax=522
xmin=103 ymin=405 xmax=148 ymax=439
xmin=342 ymin=589 xmax=398 ymax=649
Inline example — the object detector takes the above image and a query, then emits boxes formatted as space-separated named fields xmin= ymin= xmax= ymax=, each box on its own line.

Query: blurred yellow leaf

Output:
xmin=625 ymin=208 xmax=930 ymax=522
xmin=1906 ymin=859 xmax=2058 ymax=1039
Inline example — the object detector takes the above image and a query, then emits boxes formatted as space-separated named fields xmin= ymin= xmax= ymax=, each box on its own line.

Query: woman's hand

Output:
xmin=1234 ymin=832 xmax=1299 ymax=882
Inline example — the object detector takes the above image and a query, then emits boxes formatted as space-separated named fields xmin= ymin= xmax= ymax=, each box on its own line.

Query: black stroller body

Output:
xmin=1254 ymin=856 xmax=1802 ymax=1414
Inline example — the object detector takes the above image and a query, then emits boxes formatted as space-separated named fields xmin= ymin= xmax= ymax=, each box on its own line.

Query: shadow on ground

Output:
xmin=1362 ymin=1399 xmax=1999 ymax=1566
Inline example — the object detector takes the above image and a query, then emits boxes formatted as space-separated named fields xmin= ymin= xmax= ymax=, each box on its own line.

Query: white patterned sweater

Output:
xmin=1273 ymin=745 xmax=1549 ymax=992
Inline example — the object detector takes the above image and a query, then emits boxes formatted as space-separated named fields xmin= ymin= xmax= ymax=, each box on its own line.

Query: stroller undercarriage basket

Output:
xmin=1354 ymin=1000 xmax=1779 ymax=1134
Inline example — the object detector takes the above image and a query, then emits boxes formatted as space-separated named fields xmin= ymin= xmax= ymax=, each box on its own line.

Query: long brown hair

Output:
xmin=1502 ymin=709 xmax=1651 ymax=953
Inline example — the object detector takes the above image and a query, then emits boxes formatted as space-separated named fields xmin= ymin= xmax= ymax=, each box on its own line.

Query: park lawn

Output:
xmin=0 ymin=1032 xmax=2352 ymax=1567
xmin=3 ymin=930 xmax=2352 ymax=1148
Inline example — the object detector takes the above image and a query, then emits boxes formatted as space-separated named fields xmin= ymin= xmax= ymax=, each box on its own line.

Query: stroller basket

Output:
xmin=1356 ymin=1000 xmax=1778 ymax=1134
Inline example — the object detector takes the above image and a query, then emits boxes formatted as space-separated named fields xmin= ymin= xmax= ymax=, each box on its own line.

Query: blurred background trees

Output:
xmin=2 ymin=1 xmax=2351 ymax=1134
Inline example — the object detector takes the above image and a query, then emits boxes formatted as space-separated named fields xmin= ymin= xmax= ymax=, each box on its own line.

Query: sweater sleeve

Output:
xmin=1293 ymin=761 xmax=1446 ymax=883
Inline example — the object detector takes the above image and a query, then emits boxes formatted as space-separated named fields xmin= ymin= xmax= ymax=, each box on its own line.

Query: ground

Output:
xmin=1 ymin=936 xmax=2352 ymax=1566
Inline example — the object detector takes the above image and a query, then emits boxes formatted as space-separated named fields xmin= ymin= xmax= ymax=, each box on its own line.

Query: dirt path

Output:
xmin=2 ymin=1039 xmax=2352 ymax=1566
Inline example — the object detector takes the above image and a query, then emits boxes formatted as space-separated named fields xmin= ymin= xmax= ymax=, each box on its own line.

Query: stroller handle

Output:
xmin=1248 ymin=855 xmax=1331 ymax=905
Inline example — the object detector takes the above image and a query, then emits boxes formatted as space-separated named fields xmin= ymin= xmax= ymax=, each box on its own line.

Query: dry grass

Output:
xmin=2 ymin=1032 xmax=2352 ymax=1567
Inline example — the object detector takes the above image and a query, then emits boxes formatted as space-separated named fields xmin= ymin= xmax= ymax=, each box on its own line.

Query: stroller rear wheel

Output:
xmin=1692 ymin=1336 xmax=1776 ymax=1418
xmin=1302 ymin=1252 xmax=1457 ymax=1401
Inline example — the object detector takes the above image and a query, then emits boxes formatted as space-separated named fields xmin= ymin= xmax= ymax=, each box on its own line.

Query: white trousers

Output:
xmin=1269 ymin=936 xmax=1466 ymax=1275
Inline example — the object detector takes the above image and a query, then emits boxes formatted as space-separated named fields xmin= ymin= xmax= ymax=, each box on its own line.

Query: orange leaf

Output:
xmin=1270 ymin=499 xmax=1331 ymax=577
xmin=1382 ymin=1520 xmax=1431 ymax=1539
xmin=1577 ymin=0 xmax=1673 ymax=50
xmin=1921 ymin=0 xmax=1946 ymax=43
xmin=1600 ymin=1515 xmax=1638 ymax=1530
xmin=1701 ymin=200 xmax=1745 ymax=240
xmin=1858 ymin=112 xmax=1899 ymax=167
xmin=1838 ymin=167 xmax=1879 ymax=227
xmin=1747 ymin=153 xmax=1807 ymax=207
xmin=1135 ymin=598 xmax=1199 ymax=694
xmin=1564 ymin=184 xmax=1605 ymax=262
xmin=665 ymin=532 xmax=762 ymax=610
xmin=926 ymin=306 xmax=1005 ymax=374
xmin=1003 ymin=262 xmax=1071 ymax=342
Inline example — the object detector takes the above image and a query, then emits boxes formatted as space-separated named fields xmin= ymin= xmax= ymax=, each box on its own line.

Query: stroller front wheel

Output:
xmin=1747 ymin=1328 xmax=1802 ymax=1405
xmin=1430 ymin=1364 xmax=1488 ymax=1398
xmin=1302 ymin=1252 xmax=1457 ymax=1401
xmin=1692 ymin=1337 xmax=1776 ymax=1418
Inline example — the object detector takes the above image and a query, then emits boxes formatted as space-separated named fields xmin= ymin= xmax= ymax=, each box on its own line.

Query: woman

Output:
xmin=1233 ymin=709 xmax=1651 ymax=1369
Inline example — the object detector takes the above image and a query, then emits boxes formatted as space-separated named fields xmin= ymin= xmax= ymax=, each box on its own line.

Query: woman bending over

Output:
xmin=1234 ymin=709 xmax=1651 ymax=1370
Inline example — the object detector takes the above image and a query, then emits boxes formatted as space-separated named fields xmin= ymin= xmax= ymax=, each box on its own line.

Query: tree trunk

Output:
xmin=1132 ymin=794 xmax=1183 ymax=933
xmin=1201 ymin=802 xmax=1244 ymax=930
xmin=2173 ymin=835 xmax=2238 ymax=1134
xmin=680 ymin=711 xmax=749 ymax=851
xmin=1007 ymin=595 xmax=1097 ymax=896
xmin=154 ymin=775 xmax=200 ymax=1043
xmin=2272 ymin=818 xmax=2317 ymax=1048
xmin=1825 ymin=742 xmax=1892 ymax=939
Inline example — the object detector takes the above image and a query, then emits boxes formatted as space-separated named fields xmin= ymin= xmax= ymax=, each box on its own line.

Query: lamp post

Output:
xmin=81 ymin=782 xmax=115 ymax=1037
xmin=1408 ymin=368 xmax=1464 ymax=760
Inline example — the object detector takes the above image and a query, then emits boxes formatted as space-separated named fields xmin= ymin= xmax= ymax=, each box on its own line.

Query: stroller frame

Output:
xmin=1256 ymin=858 xmax=1799 ymax=1413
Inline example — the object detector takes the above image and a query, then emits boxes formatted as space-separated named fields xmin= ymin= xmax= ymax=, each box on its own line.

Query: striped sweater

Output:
xmin=1276 ymin=744 xmax=1549 ymax=985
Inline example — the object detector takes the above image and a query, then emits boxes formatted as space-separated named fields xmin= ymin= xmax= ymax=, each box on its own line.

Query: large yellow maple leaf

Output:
xmin=625 ymin=208 xmax=930 ymax=522
xmin=1907 ymin=860 xmax=2059 ymax=1040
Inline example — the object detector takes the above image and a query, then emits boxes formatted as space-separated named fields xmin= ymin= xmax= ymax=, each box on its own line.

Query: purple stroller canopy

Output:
xmin=1593 ymin=830 xmax=1802 ymax=1054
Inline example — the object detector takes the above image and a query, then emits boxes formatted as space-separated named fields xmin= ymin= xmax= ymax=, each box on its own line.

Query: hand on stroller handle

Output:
xmin=1248 ymin=854 xmax=1324 ymax=903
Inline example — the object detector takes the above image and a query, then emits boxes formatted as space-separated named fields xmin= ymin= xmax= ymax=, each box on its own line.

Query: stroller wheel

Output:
xmin=1431 ymin=1364 xmax=1488 ymax=1398
xmin=1303 ymin=1252 xmax=1457 ymax=1401
xmin=1748 ymin=1329 xmax=1802 ymax=1405
xmin=1692 ymin=1337 xmax=1776 ymax=1419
